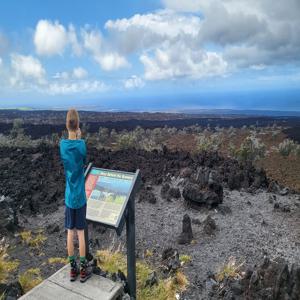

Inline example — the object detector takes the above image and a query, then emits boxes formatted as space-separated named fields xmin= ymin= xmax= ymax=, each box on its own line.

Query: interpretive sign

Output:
xmin=84 ymin=165 xmax=140 ymax=299
xmin=85 ymin=167 xmax=138 ymax=229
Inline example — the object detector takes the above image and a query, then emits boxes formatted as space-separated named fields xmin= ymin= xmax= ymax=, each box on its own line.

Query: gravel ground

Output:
xmin=12 ymin=177 xmax=300 ymax=299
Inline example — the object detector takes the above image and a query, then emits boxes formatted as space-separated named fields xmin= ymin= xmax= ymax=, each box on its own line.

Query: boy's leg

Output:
xmin=67 ymin=229 xmax=78 ymax=281
xmin=77 ymin=229 xmax=85 ymax=259
xmin=77 ymin=229 xmax=92 ymax=282
xmin=67 ymin=229 xmax=75 ymax=258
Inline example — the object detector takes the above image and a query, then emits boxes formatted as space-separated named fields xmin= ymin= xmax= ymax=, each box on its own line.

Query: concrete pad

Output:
xmin=19 ymin=265 xmax=123 ymax=300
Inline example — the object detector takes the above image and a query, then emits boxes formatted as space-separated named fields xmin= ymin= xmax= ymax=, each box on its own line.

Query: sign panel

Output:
xmin=85 ymin=167 xmax=136 ymax=227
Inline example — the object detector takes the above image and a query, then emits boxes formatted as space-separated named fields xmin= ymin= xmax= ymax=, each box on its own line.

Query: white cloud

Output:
xmin=105 ymin=10 xmax=201 ymax=54
xmin=140 ymin=42 xmax=228 ymax=80
xmin=82 ymin=29 xmax=129 ymax=71
xmin=163 ymin=0 xmax=300 ymax=67
xmin=52 ymin=67 xmax=88 ymax=80
xmin=124 ymin=75 xmax=144 ymax=89
xmin=82 ymin=28 xmax=102 ymax=53
xmin=34 ymin=20 xmax=67 ymax=56
xmin=94 ymin=52 xmax=129 ymax=71
xmin=10 ymin=54 xmax=46 ymax=86
xmin=72 ymin=67 xmax=88 ymax=79
xmin=68 ymin=24 xmax=83 ymax=56
xmin=105 ymin=1 xmax=300 ymax=73
xmin=45 ymin=80 xmax=108 ymax=95
xmin=0 ymin=57 xmax=2 ymax=67
xmin=52 ymin=71 xmax=69 ymax=80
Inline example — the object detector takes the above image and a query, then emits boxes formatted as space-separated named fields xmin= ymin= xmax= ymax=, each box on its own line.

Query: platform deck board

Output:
xmin=19 ymin=265 xmax=123 ymax=300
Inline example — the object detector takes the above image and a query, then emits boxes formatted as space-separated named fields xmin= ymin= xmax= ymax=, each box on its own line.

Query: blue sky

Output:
xmin=0 ymin=0 xmax=299 ymax=111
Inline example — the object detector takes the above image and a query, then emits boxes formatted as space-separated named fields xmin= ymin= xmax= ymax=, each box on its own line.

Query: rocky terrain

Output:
xmin=0 ymin=141 xmax=300 ymax=299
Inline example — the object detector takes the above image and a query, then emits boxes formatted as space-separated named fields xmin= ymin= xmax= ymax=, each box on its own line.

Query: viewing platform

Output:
xmin=19 ymin=264 xmax=123 ymax=300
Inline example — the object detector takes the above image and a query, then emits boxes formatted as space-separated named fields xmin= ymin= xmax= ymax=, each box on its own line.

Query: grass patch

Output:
xmin=96 ymin=250 xmax=188 ymax=300
xmin=0 ymin=244 xmax=19 ymax=283
xmin=216 ymin=257 xmax=244 ymax=282
xmin=48 ymin=257 xmax=68 ymax=265
xmin=20 ymin=230 xmax=47 ymax=248
xmin=145 ymin=249 xmax=153 ymax=258
xmin=179 ymin=255 xmax=192 ymax=265
xmin=19 ymin=268 xmax=42 ymax=293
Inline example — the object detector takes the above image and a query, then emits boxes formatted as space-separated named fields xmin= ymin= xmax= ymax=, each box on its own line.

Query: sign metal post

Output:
xmin=126 ymin=194 xmax=136 ymax=299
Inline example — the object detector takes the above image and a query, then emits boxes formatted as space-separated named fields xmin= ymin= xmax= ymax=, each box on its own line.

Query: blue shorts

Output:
xmin=65 ymin=204 xmax=87 ymax=230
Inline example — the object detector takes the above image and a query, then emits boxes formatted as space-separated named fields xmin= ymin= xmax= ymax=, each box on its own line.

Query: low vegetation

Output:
xmin=19 ymin=268 xmax=42 ymax=293
xmin=216 ymin=257 xmax=244 ymax=282
xmin=0 ymin=242 xmax=19 ymax=283
xmin=278 ymin=138 xmax=300 ymax=157
xmin=20 ymin=230 xmax=47 ymax=249
xmin=179 ymin=254 xmax=192 ymax=265
xmin=48 ymin=257 xmax=68 ymax=265
xmin=96 ymin=250 xmax=188 ymax=300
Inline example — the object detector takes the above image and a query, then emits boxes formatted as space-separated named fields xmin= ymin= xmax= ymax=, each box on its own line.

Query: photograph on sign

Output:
xmin=85 ymin=168 xmax=135 ymax=227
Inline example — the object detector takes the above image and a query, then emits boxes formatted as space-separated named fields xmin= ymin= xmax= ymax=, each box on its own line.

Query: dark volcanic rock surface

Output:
xmin=0 ymin=145 xmax=268 ymax=215
xmin=1 ymin=144 xmax=298 ymax=300
xmin=0 ymin=196 xmax=18 ymax=232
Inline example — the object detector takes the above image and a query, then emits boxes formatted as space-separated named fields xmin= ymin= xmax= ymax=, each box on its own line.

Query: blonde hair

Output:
xmin=66 ymin=109 xmax=79 ymax=132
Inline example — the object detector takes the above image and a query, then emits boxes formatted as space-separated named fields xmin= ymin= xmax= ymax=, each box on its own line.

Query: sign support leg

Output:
xmin=126 ymin=196 xmax=136 ymax=299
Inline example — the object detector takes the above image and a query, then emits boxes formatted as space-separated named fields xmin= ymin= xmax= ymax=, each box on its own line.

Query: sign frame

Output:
xmin=85 ymin=166 xmax=140 ymax=236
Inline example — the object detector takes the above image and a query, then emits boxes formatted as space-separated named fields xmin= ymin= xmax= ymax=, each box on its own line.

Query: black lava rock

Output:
xmin=0 ymin=281 xmax=23 ymax=300
xmin=139 ymin=190 xmax=157 ymax=204
xmin=0 ymin=196 xmax=18 ymax=233
xmin=178 ymin=214 xmax=193 ymax=244
xmin=168 ymin=187 xmax=181 ymax=199
xmin=203 ymin=215 xmax=217 ymax=235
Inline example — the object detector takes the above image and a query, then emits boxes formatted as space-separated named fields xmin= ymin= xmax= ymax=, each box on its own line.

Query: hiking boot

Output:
xmin=70 ymin=261 xmax=79 ymax=282
xmin=80 ymin=261 xmax=92 ymax=283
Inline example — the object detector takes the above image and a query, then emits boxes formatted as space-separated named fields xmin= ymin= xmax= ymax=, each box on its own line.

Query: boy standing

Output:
xmin=59 ymin=109 xmax=91 ymax=282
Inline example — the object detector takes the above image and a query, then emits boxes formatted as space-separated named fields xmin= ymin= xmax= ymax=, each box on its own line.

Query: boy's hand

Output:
xmin=76 ymin=128 xmax=81 ymax=139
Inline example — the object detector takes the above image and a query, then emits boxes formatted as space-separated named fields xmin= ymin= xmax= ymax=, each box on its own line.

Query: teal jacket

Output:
xmin=59 ymin=139 xmax=87 ymax=209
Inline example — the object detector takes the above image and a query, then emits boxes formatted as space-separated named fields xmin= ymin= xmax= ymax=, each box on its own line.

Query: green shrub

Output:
xmin=235 ymin=136 xmax=266 ymax=163
xmin=278 ymin=139 xmax=297 ymax=157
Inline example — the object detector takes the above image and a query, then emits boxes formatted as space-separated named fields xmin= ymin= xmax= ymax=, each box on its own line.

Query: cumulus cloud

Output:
xmin=53 ymin=67 xmax=88 ymax=80
xmin=105 ymin=10 xmax=201 ymax=54
xmin=105 ymin=0 xmax=300 ymax=75
xmin=8 ymin=53 xmax=104 ymax=95
xmin=163 ymin=0 xmax=300 ymax=67
xmin=34 ymin=20 xmax=83 ymax=57
xmin=82 ymin=29 xmax=129 ymax=71
xmin=10 ymin=54 xmax=46 ymax=86
xmin=72 ymin=67 xmax=88 ymax=79
xmin=94 ymin=52 xmax=129 ymax=71
xmin=44 ymin=80 xmax=107 ymax=95
xmin=124 ymin=75 xmax=144 ymax=89
xmin=34 ymin=20 xmax=68 ymax=56
xmin=0 ymin=57 xmax=2 ymax=67
xmin=140 ymin=42 xmax=228 ymax=80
